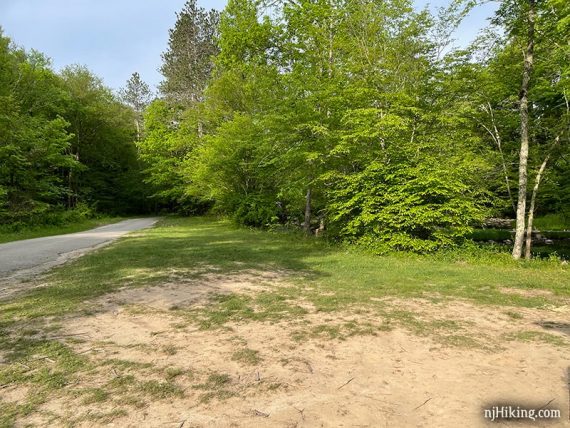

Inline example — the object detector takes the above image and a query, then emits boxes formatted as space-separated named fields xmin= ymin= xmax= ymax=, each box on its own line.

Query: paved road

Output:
xmin=0 ymin=218 xmax=158 ymax=282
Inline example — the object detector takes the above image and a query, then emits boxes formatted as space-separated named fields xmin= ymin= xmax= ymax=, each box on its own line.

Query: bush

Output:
xmin=326 ymin=160 xmax=489 ymax=253
xmin=232 ymin=194 xmax=279 ymax=228
xmin=0 ymin=203 xmax=95 ymax=232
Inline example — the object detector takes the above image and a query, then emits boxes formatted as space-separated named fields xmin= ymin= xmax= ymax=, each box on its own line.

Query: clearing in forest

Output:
xmin=1 ymin=217 xmax=569 ymax=427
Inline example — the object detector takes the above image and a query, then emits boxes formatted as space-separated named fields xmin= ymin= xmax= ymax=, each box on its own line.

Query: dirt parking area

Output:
xmin=6 ymin=272 xmax=569 ymax=427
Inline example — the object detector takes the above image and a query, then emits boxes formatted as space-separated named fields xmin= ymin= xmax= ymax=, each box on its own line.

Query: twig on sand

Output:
xmin=413 ymin=397 xmax=432 ymax=411
xmin=291 ymin=406 xmax=305 ymax=420
xmin=337 ymin=377 xmax=354 ymax=390
xmin=537 ymin=398 xmax=555 ymax=411
xmin=178 ymin=419 xmax=186 ymax=428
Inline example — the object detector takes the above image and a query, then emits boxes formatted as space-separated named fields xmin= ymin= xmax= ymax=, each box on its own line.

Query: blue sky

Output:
xmin=0 ymin=0 xmax=496 ymax=92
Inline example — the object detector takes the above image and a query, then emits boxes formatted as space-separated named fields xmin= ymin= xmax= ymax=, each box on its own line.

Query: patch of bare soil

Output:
xmin=498 ymin=287 xmax=556 ymax=298
xmin=96 ymin=269 xmax=290 ymax=312
xmin=15 ymin=274 xmax=570 ymax=427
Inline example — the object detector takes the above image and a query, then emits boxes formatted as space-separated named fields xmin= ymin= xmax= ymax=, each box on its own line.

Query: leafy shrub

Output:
xmin=326 ymin=160 xmax=489 ymax=253
xmin=233 ymin=194 xmax=279 ymax=227
xmin=0 ymin=203 xmax=95 ymax=232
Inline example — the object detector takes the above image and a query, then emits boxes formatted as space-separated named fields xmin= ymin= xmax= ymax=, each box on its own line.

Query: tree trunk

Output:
xmin=304 ymin=188 xmax=312 ymax=235
xmin=524 ymin=158 xmax=547 ymax=260
xmin=512 ymin=0 xmax=536 ymax=260
xmin=135 ymin=117 xmax=141 ymax=142
xmin=524 ymin=136 xmax=560 ymax=260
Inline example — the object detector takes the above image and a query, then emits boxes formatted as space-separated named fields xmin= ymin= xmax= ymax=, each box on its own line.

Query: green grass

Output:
xmin=504 ymin=330 xmax=568 ymax=347
xmin=1 ymin=216 xmax=569 ymax=425
xmin=534 ymin=213 xmax=570 ymax=231
xmin=231 ymin=348 xmax=262 ymax=366
xmin=193 ymin=372 xmax=235 ymax=403
xmin=0 ymin=216 xmax=125 ymax=244
xmin=469 ymin=229 xmax=513 ymax=241
xmin=1 ymin=216 xmax=569 ymax=331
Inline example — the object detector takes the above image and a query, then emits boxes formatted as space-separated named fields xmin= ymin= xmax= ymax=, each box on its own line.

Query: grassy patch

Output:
xmin=189 ymin=292 xmax=308 ymax=330
xmin=231 ymin=348 xmax=261 ymax=366
xmin=504 ymin=311 xmax=523 ymax=320
xmin=0 ymin=333 xmax=90 ymax=425
xmin=84 ymin=408 xmax=129 ymax=424
xmin=162 ymin=344 xmax=178 ymax=355
xmin=193 ymin=372 xmax=235 ymax=403
xmin=164 ymin=367 xmax=185 ymax=381
xmin=292 ymin=320 xmax=389 ymax=342
xmin=80 ymin=387 xmax=110 ymax=405
xmin=2 ymin=217 xmax=568 ymax=331
xmin=505 ymin=330 xmax=568 ymax=347
xmin=139 ymin=380 xmax=184 ymax=399
xmin=534 ymin=213 xmax=570 ymax=231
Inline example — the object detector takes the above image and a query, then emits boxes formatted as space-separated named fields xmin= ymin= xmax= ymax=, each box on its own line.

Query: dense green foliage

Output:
xmin=0 ymin=30 xmax=148 ymax=227
xmin=134 ymin=0 xmax=568 ymax=253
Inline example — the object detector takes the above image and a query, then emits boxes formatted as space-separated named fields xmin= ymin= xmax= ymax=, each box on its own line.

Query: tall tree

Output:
xmin=119 ymin=72 xmax=153 ymax=141
xmin=160 ymin=0 xmax=220 ymax=103
xmin=0 ymin=31 xmax=79 ymax=223
xmin=512 ymin=0 xmax=536 ymax=259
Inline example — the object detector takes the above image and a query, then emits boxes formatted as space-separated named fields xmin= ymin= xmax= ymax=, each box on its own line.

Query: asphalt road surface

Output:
xmin=0 ymin=218 xmax=158 ymax=283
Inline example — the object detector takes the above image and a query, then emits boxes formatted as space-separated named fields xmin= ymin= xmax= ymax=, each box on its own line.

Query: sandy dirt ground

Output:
xmin=6 ymin=272 xmax=570 ymax=427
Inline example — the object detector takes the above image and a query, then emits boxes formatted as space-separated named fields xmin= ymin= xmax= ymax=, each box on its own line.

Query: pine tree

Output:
xmin=160 ymin=0 xmax=220 ymax=104
xmin=119 ymin=72 xmax=153 ymax=141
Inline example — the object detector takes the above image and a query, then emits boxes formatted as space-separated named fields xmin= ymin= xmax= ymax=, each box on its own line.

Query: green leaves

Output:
xmin=0 ymin=31 xmax=149 ymax=223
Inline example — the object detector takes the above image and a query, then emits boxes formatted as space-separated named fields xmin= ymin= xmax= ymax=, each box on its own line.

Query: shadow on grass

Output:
xmin=0 ymin=217 xmax=333 ymax=327
xmin=1 ymin=216 xmax=569 ymax=333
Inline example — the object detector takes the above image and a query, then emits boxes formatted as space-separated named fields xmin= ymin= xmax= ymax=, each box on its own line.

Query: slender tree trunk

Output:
xmin=512 ymin=0 xmax=536 ymax=260
xmin=67 ymin=169 xmax=73 ymax=209
xmin=524 ymin=157 xmax=548 ymax=260
xmin=304 ymin=188 xmax=312 ymax=235
xmin=524 ymin=136 xmax=560 ymax=260
xmin=135 ymin=118 xmax=141 ymax=142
